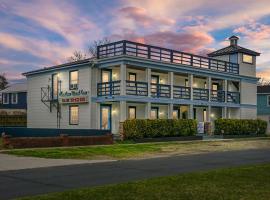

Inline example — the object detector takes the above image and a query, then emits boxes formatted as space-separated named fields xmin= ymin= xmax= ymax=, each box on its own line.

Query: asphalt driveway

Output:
xmin=1 ymin=149 xmax=270 ymax=199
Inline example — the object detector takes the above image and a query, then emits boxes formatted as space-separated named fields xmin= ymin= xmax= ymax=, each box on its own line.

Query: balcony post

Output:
xmin=188 ymin=74 xmax=193 ymax=100
xmin=145 ymin=102 xmax=151 ymax=119
xmin=169 ymin=72 xmax=174 ymax=99
xmin=146 ymin=68 xmax=151 ymax=97
xmin=168 ymin=103 xmax=173 ymax=119
xmin=208 ymin=76 xmax=211 ymax=102
xmin=188 ymin=104 xmax=194 ymax=119
xmin=120 ymin=101 xmax=127 ymax=122
xmin=120 ymin=63 xmax=126 ymax=96
xmin=222 ymin=107 xmax=227 ymax=119
xmin=207 ymin=105 xmax=211 ymax=122
xmin=224 ymin=79 xmax=228 ymax=103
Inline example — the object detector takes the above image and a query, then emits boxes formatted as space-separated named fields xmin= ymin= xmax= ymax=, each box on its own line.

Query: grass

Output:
xmin=18 ymin=163 xmax=270 ymax=200
xmin=4 ymin=137 xmax=270 ymax=160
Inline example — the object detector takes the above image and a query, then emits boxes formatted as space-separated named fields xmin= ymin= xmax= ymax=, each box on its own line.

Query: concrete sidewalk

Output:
xmin=0 ymin=153 xmax=115 ymax=171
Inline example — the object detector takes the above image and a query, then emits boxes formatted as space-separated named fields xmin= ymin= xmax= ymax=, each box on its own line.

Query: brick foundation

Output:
xmin=2 ymin=134 xmax=113 ymax=149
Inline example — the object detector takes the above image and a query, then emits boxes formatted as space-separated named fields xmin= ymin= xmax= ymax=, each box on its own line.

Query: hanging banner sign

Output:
xmin=58 ymin=90 xmax=89 ymax=104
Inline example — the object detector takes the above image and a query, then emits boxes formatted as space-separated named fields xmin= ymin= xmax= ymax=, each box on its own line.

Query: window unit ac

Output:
xmin=70 ymin=84 xmax=78 ymax=90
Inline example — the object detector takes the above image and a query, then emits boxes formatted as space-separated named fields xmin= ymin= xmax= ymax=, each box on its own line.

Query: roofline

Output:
xmin=208 ymin=45 xmax=260 ymax=57
xmin=22 ymin=58 xmax=95 ymax=76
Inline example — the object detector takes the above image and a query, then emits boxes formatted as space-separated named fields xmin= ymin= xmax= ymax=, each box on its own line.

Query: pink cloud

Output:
xmin=119 ymin=6 xmax=175 ymax=28
xmin=110 ymin=30 xmax=214 ymax=55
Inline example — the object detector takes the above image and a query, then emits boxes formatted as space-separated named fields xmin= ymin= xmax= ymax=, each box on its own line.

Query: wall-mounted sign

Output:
xmin=59 ymin=90 xmax=89 ymax=104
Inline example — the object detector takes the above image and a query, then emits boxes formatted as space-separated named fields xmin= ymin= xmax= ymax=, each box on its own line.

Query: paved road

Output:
xmin=1 ymin=149 xmax=270 ymax=199
xmin=0 ymin=153 xmax=115 ymax=171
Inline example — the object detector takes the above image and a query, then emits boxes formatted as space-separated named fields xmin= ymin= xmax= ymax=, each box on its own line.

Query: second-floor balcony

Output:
xmin=97 ymin=80 xmax=240 ymax=104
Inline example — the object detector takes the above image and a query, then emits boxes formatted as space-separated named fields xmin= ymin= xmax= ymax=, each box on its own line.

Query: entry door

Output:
xmin=102 ymin=70 xmax=112 ymax=82
xmin=151 ymin=75 xmax=159 ymax=95
xmin=100 ymin=105 xmax=112 ymax=130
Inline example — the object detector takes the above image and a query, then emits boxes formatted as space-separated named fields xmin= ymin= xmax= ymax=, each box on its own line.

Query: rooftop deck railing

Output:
xmin=97 ymin=40 xmax=239 ymax=74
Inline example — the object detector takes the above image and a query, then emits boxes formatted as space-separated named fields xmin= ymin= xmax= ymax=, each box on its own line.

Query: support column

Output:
xmin=145 ymin=102 xmax=151 ymax=119
xmin=120 ymin=63 xmax=126 ymax=96
xmin=207 ymin=105 xmax=211 ymax=122
xmin=189 ymin=104 xmax=194 ymax=119
xmin=120 ymin=101 xmax=127 ymax=122
xmin=168 ymin=103 xmax=173 ymax=119
xmin=169 ymin=72 xmax=174 ymax=99
xmin=188 ymin=74 xmax=193 ymax=100
xmin=222 ymin=107 xmax=227 ymax=119
xmin=146 ymin=68 xmax=151 ymax=97
xmin=208 ymin=76 xmax=212 ymax=102
xmin=224 ymin=79 xmax=228 ymax=103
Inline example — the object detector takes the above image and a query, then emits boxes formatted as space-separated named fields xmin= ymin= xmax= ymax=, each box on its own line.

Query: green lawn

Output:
xmin=5 ymin=137 xmax=270 ymax=160
xmin=18 ymin=163 xmax=270 ymax=200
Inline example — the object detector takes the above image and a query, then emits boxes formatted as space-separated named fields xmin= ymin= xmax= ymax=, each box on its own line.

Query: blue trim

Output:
xmin=97 ymin=56 xmax=258 ymax=83
xmin=92 ymin=95 xmax=244 ymax=108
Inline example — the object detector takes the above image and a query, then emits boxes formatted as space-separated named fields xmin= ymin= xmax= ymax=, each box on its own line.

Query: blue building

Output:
xmin=0 ymin=83 xmax=27 ymax=115
xmin=257 ymin=85 xmax=270 ymax=133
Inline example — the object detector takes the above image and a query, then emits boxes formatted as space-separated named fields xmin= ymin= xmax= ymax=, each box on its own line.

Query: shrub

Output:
xmin=123 ymin=119 xmax=198 ymax=140
xmin=214 ymin=119 xmax=267 ymax=135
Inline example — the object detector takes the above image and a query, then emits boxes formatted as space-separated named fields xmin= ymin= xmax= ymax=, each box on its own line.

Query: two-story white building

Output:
xmin=23 ymin=36 xmax=260 ymax=135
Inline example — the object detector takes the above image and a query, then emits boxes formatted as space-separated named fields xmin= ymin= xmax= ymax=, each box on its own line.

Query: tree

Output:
xmin=0 ymin=73 xmax=8 ymax=90
xmin=257 ymin=78 xmax=270 ymax=86
xmin=87 ymin=37 xmax=110 ymax=58
xmin=67 ymin=50 xmax=87 ymax=62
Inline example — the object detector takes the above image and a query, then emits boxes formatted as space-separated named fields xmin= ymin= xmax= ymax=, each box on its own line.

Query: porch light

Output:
xmin=193 ymin=83 xmax=198 ymax=87
xmin=210 ymin=113 xmax=215 ymax=118
xmin=112 ymin=108 xmax=117 ymax=115
xmin=160 ymin=79 xmax=164 ymax=84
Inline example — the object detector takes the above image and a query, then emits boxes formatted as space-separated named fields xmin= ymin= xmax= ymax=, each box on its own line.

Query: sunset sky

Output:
xmin=0 ymin=0 xmax=270 ymax=82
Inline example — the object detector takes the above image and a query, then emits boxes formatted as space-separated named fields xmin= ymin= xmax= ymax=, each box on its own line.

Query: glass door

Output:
xmin=102 ymin=69 xmax=112 ymax=82
xmin=100 ymin=105 xmax=112 ymax=130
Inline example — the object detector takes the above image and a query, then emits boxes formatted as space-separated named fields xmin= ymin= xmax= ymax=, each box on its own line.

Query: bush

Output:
xmin=123 ymin=119 xmax=197 ymax=140
xmin=214 ymin=119 xmax=267 ymax=135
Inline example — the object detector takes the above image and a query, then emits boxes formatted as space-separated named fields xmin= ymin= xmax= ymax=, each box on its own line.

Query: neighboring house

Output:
xmin=23 ymin=35 xmax=259 ymax=135
xmin=257 ymin=85 xmax=270 ymax=133
xmin=0 ymin=83 xmax=27 ymax=115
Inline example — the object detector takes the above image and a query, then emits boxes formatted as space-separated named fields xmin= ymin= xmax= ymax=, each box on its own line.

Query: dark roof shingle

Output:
xmin=257 ymin=85 xmax=270 ymax=94
xmin=208 ymin=45 xmax=260 ymax=57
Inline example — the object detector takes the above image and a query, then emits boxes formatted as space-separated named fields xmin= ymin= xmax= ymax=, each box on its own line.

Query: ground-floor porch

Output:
xmin=96 ymin=101 xmax=241 ymax=135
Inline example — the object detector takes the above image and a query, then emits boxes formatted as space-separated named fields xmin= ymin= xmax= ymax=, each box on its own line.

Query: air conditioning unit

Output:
xmin=70 ymin=84 xmax=78 ymax=90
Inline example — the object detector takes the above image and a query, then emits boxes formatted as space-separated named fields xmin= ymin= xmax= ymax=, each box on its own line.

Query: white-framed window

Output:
xmin=69 ymin=105 xmax=79 ymax=125
xmin=11 ymin=93 xmax=18 ymax=104
xmin=69 ymin=70 xmax=78 ymax=90
xmin=268 ymin=95 xmax=270 ymax=106
xmin=128 ymin=106 xmax=136 ymax=119
xmin=150 ymin=107 xmax=159 ymax=119
xmin=243 ymin=54 xmax=253 ymax=64
xmin=2 ymin=93 xmax=9 ymax=104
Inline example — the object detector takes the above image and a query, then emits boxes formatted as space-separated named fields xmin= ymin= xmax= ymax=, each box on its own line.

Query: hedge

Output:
xmin=214 ymin=119 xmax=267 ymax=135
xmin=0 ymin=115 xmax=27 ymax=127
xmin=123 ymin=119 xmax=197 ymax=140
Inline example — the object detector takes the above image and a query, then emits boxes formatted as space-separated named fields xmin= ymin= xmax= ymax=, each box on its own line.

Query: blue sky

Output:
xmin=0 ymin=0 xmax=270 ymax=82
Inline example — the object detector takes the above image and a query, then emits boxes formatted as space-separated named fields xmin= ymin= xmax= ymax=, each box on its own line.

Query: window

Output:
xmin=102 ymin=69 xmax=111 ymax=82
xmin=69 ymin=70 xmax=78 ymax=90
xmin=150 ymin=107 xmax=159 ymax=119
xmin=268 ymin=96 xmax=270 ymax=106
xmin=69 ymin=105 xmax=79 ymax=125
xmin=185 ymin=79 xmax=189 ymax=87
xmin=2 ymin=93 xmax=9 ymax=104
xmin=11 ymin=93 xmax=18 ymax=104
xmin=128 ymin=106 xmax=136 ymax=119
xmin=243 ymin=54 xmax=253 ymax=64
xmin=129 ymin=73 xmax=136 ymax=81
